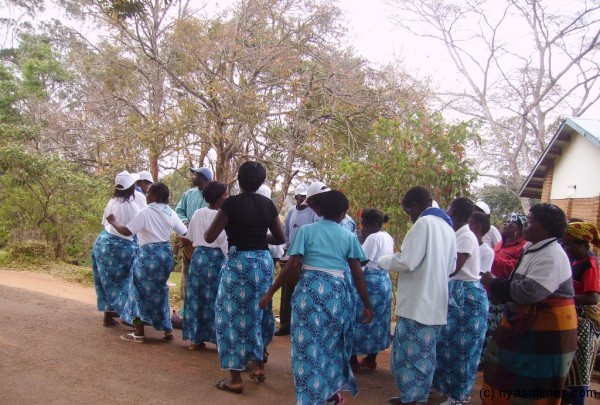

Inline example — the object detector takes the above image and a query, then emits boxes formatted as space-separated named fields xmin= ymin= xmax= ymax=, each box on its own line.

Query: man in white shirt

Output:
xmin=378 ymin=186 xmax=456 ymax=405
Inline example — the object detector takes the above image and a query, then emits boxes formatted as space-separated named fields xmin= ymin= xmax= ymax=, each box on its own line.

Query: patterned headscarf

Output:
xmin=565 ymin=222 xmax=600 ymax=248
xmin=509 ymin=212 xmax=527 ymax=227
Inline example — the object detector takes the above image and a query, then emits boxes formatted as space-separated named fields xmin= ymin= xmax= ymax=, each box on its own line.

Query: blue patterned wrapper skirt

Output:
xmin=392 ymin=317 xmax=441 ymax=403
xmin=291 ymin=269 xmax=358 ymax=405
xmin=91 ymin=230 xmax=137 ymax=313
xmin=183 ymin=246 xmax=225 ymax=345
xmin=433 ymin=279 xmax=489 ymax=401
xmin=215 ymin=247 xmax=275 ymax=370
xmin=120 ymin=241 xmax=174 ymax=331
xmin=352 ymin=269 xmax=392 ymax=355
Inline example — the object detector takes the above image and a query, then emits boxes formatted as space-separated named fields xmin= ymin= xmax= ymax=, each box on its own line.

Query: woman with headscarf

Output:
xmin=479 ymin=212 xmax=528 ymax=368
xmin=481 ymin=203 xmax=578 ymax=404
xmin=92 ymin=171 xmax=140 ymax=327
xmin=561 ymin=222 xmax=600 ymax=404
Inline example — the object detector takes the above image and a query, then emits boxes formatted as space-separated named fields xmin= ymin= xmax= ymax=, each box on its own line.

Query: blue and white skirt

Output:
xmin=91 ymin=230 xmax=137 ymax=313
xmin=392 ymin=317 xmax=441 ymax=403
xmin=352 ymin=269 xmax=392 ymax=355
xmin=121 ymin=242 xmax=174 ymax=331
xmin=215 ymin=247 xmax=274 ymax=370
xmin=183 ymin=246 xmax=225 ymax=345
xmin=292 ymin=269 xmax=358 ymax=405
xmin=433 ymin=279 xmax=489 ymax=401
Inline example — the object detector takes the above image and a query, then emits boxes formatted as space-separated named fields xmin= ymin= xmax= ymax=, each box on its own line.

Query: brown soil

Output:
xmin=1 ymin=269 xmax=600 ymax=404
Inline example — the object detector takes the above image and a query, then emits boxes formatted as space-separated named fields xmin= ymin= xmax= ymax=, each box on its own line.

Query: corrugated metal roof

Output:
xmin=519 ymin=117 xmax=600 ymax=199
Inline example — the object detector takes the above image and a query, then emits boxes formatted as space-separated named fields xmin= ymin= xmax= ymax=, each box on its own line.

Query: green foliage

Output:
xmin=333 ymin=114 xmax=477 ymax=246
xmin=475 ymin=184 xmax=528 ymax=226
xmin=0 ymin=145 xmax=105 ymax=263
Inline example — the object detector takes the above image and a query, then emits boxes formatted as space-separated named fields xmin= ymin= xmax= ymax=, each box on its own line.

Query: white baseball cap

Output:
xmin=136 ymin=170 xmax=154 ymax=182
xmin=475 ymin=200 xmax=491 ymax=215
xmin=294 ymin=184 xmax=308 ymax=196
xmin=257 ymin=184 xmax=272 ymax=199
xmin=115 ymin=170 xmax=136 ymax=190
xmin=305 ymin=181 xmax=331 ymax=200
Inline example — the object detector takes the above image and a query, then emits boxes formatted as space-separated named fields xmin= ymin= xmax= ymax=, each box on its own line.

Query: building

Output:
xmin=519 ymin=117 xmax=600 ymax=253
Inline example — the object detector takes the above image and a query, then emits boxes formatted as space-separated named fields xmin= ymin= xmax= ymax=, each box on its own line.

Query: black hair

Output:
xmin=203 ymin=181 xmax=227 ymax=205
xmin=237 ymin=161 xmax=266 ymax=193
xmin=449 ymin=197 xmax=474 ymax=223
xmin=402 ymin=186 xmax=432 ymax=209
xmin=530 ymin=203 xmax=567 ymax=238
xmin=361 ymin=208 xmax=389 ymax=229
xmin=470 ymin=212 xmax=491 ymax=235
xmin=320 ymin=190 xmax=349 ymax=220
xmin=113 ymin=184 xmax=136 ymax=202
xmin=149 ymin=182 xmax=169 ymax=204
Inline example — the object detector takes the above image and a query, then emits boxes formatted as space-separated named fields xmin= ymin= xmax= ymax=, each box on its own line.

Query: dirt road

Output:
xmin=2 ymin=270 xmax=600 ymax=404
xmin=0 ymin=270 xmax=397 ymax=404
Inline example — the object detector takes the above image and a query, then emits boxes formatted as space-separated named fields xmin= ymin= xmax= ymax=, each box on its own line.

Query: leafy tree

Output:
xmin=0 ymin=145 xmax=104 ymax=262
xmin=474 ymin=183 xmax=530 ymax=227
xmin=333 ymin=114 xmax=476 ymax=245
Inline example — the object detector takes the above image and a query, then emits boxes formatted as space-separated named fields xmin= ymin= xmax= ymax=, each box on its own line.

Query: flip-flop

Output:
xmin=188 ymin=342 xmax=206 ymax=351
xmin=215 ymin=379 xmax=243 ymax=394
xmin=249 ymin=372 xmax=266 ymax=383
xmin=120 ymin=333 xmax=145 ymax=343
xmin=164 ymin=330 xmax=174 ymax=339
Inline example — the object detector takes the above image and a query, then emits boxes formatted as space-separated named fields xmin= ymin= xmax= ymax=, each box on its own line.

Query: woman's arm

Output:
xmin=349 ymin=258 xmax=373 ymax=323
xmin=259 ymin=255 xmax=302 ymax=309
xmin=449 ymin=252 xmax=469 ymax=278
xmin=204 ymin=209 xmax=228 ymax=243
xmin=105 ymin=214 xmax=133 ymax=236
xmin=574 ymin=291 xmax=599 ymax=306
xmin=267 ymin=216 xmax=286 ymax=245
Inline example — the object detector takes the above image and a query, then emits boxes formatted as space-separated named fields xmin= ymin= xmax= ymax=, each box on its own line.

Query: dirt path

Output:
xmin=0 ymin=270 xmax=396 ymax=404
xmin=2 ymin=269 xmax=600 ymax=404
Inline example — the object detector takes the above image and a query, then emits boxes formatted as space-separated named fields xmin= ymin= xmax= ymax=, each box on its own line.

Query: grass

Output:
xmin=0 ymin=251 xmax=283 ymax=316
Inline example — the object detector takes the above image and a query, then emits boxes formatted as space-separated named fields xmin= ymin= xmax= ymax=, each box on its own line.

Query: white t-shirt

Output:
xmin=185 ymin=207 xmax=228 ymax=255
xmin=482 ymin=225 xmax=501 ymax=249
xmin=127 ymin=203 xmax=186 ymax=246
xmin=479 ymin=243 xmax=494 ymax=273
xmin=362 ymin=231 xmax=394 ymax=270
xmin=452 ymin=224 xmax=481 ymax=281
xmin=132 ymin=190 xmax=147 ymax=210
xmin=102 ymin=198 xmax=141 ymax=241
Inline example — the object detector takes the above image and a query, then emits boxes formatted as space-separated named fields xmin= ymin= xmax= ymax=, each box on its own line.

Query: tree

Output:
xmin=389 ymin=0 xmax=600 ymax=209
xmin=333 ymin=114 xmax=476 ymax=245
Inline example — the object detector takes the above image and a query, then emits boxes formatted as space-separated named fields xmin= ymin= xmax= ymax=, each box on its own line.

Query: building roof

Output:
xmin=519 ymin=117 xmax=600 ymax=199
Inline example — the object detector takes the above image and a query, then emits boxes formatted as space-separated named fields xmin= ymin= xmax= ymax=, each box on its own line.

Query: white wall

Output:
xmin=551 ymin=134 xmax=600 ymax=199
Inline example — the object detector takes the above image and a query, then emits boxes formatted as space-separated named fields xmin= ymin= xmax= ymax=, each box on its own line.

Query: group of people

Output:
xmin=91 ymin=161 xmax=600 ymax=405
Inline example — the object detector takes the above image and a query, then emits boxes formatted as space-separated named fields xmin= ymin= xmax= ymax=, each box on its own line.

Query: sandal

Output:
xmin=188 ymin=342 xmax=206 ymax=351
xmin=164 ymin=330 xmax=174 ymax=340
xmin=249 ymin=372 xmax=266 ymax=383
xmin=327 ymin=392 xmax=345 ymax=404
xmin=215 ymin=379 xmax=243 ymax=394
xmin=120 ymin=332 xmax=145 ymax=343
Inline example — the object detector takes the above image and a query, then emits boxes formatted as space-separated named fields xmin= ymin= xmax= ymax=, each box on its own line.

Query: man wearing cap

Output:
xmin=474 ymin=200 xmax=502 ymax=249
xmin=175 ymin=167 xmax=213 ymax=302
xmin=135 ymin=170 xmax=154 ymax=195
xmin=275 ymin=183 xmax=320 ymax=336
